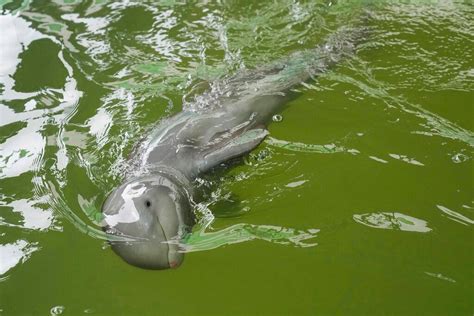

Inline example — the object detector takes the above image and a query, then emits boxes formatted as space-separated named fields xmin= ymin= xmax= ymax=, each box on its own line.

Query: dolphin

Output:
xmin=102 ymin=25 xmax=366 ymax=269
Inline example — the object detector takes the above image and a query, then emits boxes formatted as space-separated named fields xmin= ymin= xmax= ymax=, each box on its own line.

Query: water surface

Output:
xmin=0 ymin=0 xmax=472 ymax=315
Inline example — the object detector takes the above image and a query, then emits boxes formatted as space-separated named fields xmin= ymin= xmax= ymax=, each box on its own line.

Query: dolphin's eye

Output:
xmin=145 ymin=200 xmax=151 ymax=207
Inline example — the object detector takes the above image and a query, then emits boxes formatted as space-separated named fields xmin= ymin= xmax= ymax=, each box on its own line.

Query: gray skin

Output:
xmin=102 ymin=26 xmax=365 ymax=269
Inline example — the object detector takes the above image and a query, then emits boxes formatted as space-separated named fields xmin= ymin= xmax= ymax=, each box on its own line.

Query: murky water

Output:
xmin=0 ymin=0 xmax=472 ymax=315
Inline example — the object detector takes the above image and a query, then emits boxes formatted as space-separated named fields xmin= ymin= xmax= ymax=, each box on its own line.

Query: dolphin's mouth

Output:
xmin=155 ymin=217 xmax=171 ymax=267
xmin=169 ymin=261 xmax=179 ymax=269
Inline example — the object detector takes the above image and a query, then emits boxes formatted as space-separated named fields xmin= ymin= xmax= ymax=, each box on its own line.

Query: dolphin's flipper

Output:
xmin=198 ymin=128 xmax=269 ymax=173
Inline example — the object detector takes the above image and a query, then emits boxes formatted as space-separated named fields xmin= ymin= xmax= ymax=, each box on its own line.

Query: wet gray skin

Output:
xmin=102 ymin=173 xmax=194 ymax=269
xmin=102 ymin=25 xmax=366 ymax=269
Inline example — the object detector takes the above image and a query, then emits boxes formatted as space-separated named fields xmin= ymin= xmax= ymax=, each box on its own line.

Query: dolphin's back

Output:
xmin=223 ymin=26 xmax=364 ymax=97
xmin=131 ymin=25 xmax=366 ymax=179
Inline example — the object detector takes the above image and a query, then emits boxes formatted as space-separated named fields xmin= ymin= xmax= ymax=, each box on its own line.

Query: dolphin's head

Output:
xmin=102 ymin=173 xmax=194 ymax=270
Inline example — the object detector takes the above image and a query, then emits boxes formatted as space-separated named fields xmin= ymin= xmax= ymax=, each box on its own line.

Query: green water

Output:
xmin=0 ymin=0 xmax=473 ymax=315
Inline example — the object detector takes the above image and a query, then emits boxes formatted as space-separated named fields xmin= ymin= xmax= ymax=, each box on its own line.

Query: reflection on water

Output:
xmin=0 ymin=0 xmax=473 ymax=313
xmin=0 ymin=14 xmax=42 ymax=101
xmin=0 ymin=240 xmax=38 ymax=278
xmin=0 ymin=118 xmax=45 ymax=178
xmin=0 ymin=12 xmax=81 ymax=276
xmin=353 ymin=212 xmax=431 ymax=233
xmin=388 ymin=153 xmax=424 ymax=166
xmin=424 ymin=271 xmax=456 ymax=284
xmin=436 ymin=204 xmax=473 ymax=226
xmin=266 ymin=136 xmax=347 ymax=154
xmin=0 ymin=198 xmax=55 ymax=230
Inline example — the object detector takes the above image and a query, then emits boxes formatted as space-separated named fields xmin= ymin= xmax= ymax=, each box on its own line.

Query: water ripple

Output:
xmin=179 ymin=223 xmax=319 ymax=253
xmin=0 ymin=0 xmax=471 ymax=290
xmin=353 ymin=212 xmax=432 ymax=233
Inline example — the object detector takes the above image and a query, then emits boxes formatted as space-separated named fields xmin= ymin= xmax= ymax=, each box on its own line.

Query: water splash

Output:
xmin=49 ymin=305 xmax=65 ymax=315
xmin=32 ymin=179 xmax=130 ymax=242
xmin=451 ymin=153 xmax=469 ymax=164
xmin=179 ymin=223 xmax=319 ymax=253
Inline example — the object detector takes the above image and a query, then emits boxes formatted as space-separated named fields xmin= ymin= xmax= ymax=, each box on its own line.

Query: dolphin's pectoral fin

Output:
xmin=198 ymin=128 xmax=269 ymax=173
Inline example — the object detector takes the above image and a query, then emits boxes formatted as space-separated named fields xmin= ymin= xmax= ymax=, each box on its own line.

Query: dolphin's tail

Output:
xmin=273 ymin=22 xmax=369 ymax=92
xmin=185 ymin=11 xmax=370 ymax=113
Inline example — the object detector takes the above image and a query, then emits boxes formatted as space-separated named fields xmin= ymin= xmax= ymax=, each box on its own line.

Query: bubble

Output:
xmin=272 ymin=114 xmax=283 ymax=122
xmin=50 ymin=306 xmax=65 ymax=315
xmin=452 ymin=153 xmax=468 ymax=164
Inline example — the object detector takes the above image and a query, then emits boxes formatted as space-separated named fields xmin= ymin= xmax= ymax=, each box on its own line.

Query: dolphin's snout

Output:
xmin=169 ymin=261 xmax=179 ymax=269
